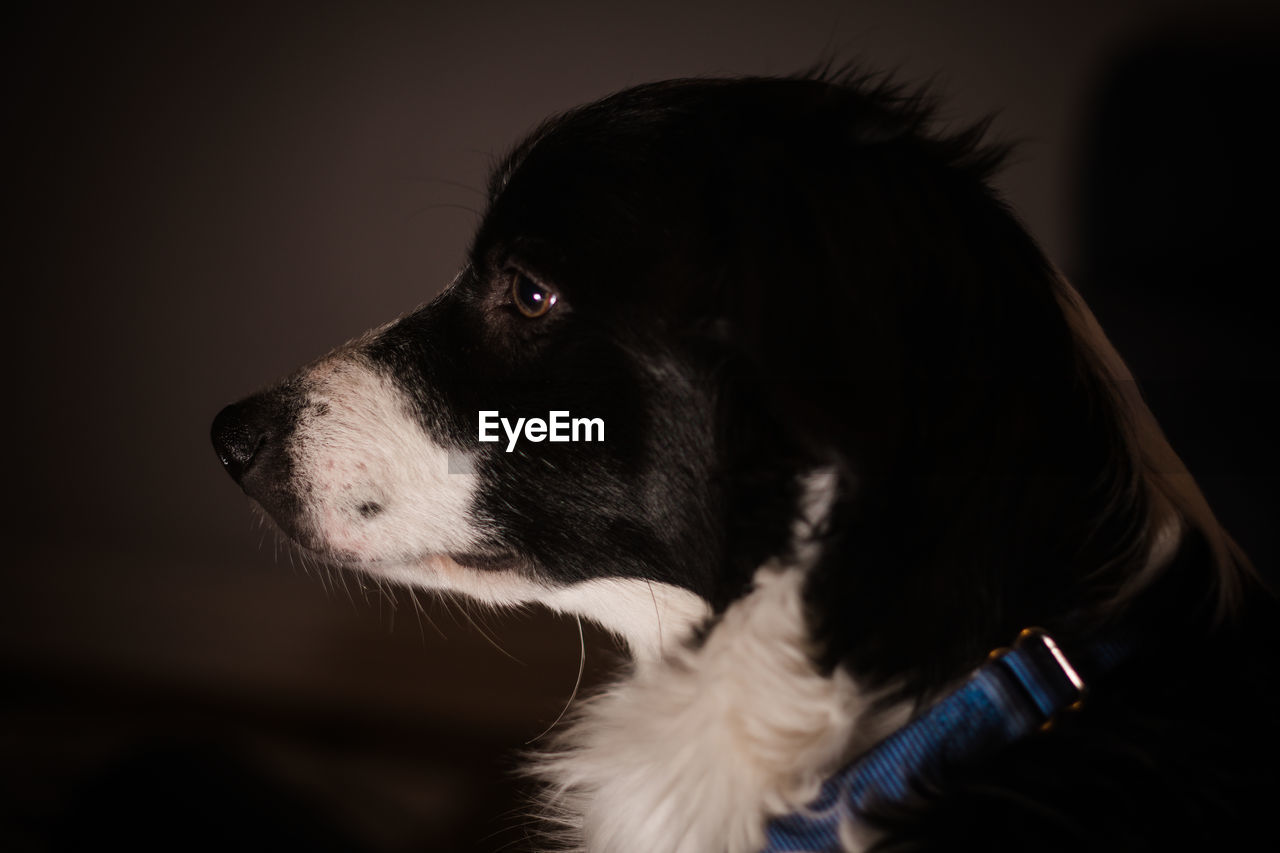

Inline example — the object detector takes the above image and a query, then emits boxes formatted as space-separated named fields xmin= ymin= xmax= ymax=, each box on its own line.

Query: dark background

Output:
xmin=4 ymin=2 xmax=1277 ymax=850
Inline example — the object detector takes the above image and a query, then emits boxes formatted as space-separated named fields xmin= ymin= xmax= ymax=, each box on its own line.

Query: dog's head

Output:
xmin=212 ymin=74 xmax=1246 ymax=687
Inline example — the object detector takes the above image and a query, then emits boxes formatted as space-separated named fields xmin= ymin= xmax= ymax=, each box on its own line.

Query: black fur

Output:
xmin=215 ymin=71 xmax=1279 ymax=849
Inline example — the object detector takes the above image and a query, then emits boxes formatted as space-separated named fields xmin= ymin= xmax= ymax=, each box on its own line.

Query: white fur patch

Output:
xmin=532 ymin=564 xmax=871 ymax=853
xmin=290 ymin=356 xmax=480 ymax=564
xmin=541 ymin=579 xmax=712 ymax=663
xmin=371 ymin=555 xmax=710 ymax=663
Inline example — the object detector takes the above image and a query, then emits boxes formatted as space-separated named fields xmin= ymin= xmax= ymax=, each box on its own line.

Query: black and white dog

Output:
xmin=212 ymin=72 xmax=1278 ymax=851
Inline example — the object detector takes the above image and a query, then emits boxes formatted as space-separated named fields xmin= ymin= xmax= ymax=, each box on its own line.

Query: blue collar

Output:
xmin=762 ymin=627 xmax=1133 ymax=852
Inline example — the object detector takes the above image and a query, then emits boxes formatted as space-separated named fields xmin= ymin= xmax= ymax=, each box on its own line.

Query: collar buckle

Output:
xmin=989 ymin=626 xmax=1088 ymax=729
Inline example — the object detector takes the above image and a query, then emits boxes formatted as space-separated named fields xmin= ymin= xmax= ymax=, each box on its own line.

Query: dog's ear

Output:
xmin=700 ymin=83 xmax=1248 ymax=688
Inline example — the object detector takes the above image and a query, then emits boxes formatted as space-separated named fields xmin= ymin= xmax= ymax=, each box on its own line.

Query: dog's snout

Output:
xmin=211 ymin=402 xmax=264 ymax=484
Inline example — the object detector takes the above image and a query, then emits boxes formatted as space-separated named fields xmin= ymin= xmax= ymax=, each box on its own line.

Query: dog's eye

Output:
xmin=509 ymin=271 xmax=557 ymax=318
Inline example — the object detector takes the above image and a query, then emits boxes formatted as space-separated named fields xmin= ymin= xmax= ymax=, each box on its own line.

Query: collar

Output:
xmin=761 ymin=627 xmax=1134 ymax=852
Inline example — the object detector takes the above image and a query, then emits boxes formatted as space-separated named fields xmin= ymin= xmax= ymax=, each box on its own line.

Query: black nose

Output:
xmin=211 ymin=402 xmax=262 ymax=484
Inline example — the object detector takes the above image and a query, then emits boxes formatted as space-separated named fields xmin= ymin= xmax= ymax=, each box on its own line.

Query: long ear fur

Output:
xmin=707 ymin=73 xmax=1257 ymax=696
xmin=1052 ymin=277 xmax=1256 ymax=621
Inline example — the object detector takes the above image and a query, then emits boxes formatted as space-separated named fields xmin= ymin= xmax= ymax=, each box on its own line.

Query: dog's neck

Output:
xmin=532 ymin=563 xmax=903 ymax=853
xmin=529 ymin=468 xmax=908 ymax=853
xmin=537 ymin=467 xmax=841 ymax=665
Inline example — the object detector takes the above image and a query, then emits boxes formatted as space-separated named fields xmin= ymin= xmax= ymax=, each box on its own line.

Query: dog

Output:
xmin=211 ymin=71 xmax=1278 ymax=851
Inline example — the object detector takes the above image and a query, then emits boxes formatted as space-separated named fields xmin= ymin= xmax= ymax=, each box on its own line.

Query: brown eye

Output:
xmin=510 ymin=271 xmax=558 ymax=318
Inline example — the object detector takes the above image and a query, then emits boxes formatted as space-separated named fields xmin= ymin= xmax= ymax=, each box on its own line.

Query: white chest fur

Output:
xmin=532 ymin=565 xmax=874 ymax=853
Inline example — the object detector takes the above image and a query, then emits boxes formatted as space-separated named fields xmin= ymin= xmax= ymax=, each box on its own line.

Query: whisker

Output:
xmin=405 ymin=202 xmax=483 ymax=222
xmin=647 ymin=579 xmax=665 ymax=657
xmin=526 ymin=615 xmax=586 ymax=744
xmin=456 ymin=598 xmax=523 ymax=664
xmin=406 ymin=587 xmax=446 ymax=642
xmin=378 ymin=578 xmax=397 ymax=632
xmin=337 ymin=567 xmax=357 ymax=609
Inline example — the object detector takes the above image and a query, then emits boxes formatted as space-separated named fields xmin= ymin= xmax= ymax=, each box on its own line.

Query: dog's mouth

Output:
xmin=247 ymin=493 xmax=526 ymax=581
xmin=249 ymin=502 xmax=547 ymax=604
xmin=245 ymin=498 xmax=361 ymax=565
